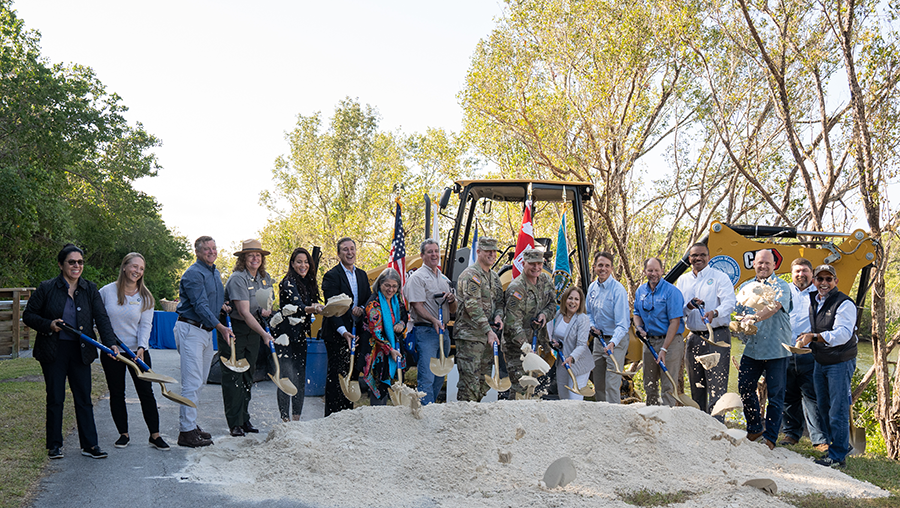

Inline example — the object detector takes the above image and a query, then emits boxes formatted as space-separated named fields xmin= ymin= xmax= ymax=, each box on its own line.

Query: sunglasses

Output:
xmin=66 ymin=259 xmax=85 ymax=266
xmin=816 ymin=276 xmax=834 ymax=282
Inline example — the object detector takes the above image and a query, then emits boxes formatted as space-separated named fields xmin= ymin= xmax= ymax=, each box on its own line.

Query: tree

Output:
xmin=0 ymin=2 xmax=190 ymax=299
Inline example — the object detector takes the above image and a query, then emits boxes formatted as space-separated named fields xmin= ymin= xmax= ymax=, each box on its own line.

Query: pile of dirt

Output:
xmin=180 ymin=401 xmax=886 ymax=507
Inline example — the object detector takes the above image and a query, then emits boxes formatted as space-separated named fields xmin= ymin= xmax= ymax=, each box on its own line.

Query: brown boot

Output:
xmin=178 ymin=429 xmax=213 ymax=448
xmin=764 ymin=439 xmax=776 ymax=450
xmin=195 ymin=426 xmax=212 ymax=440
xmin=746 ymin=431 xmax=764 ymax=442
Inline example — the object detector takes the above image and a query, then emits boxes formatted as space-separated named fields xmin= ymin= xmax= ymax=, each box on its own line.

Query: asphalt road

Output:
xmin=27 ymin=348 xmax=324 ymax=508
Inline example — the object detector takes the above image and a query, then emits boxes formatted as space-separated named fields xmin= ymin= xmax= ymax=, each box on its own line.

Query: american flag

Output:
xmin=389 ymin=200 xmax=407 ymax=286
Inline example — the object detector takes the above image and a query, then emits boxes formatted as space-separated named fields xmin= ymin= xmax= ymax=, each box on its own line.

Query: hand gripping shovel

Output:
xmin=637 ymin=333 xmax=700 ymax=409
xmin=338 ymin=330 xmax=361 ymax=402
xmin=484 ymin=341 xmax=511 ymax=392
xmin=429 ymin=302 xmax=454 ymax=377
xmin=591 ymin=330 xmax=633 ymax=378
xmin=58 ymin=322 xmax=164 ymax=383
xmin=264 ymin=322 xmax=297 ymax=396
xmin=115 ymin=338 xmax=195 ymax=408
xmin=695 ymin=302 xmax=729 ymax=348
xmin=221 ymin=315 xmax=250 ymax=373
xmin=388 ymin=363 xmax=412 ymax=407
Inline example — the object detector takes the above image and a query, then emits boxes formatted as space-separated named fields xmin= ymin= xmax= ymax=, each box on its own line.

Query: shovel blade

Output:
xmin=429 ymin=357 xmax=454 ymax=377
xmin=137 ymin=371 xmax=178 ymax=384
xmin=338 ymin=374 xmax=361 ymax=402
xmin=222 ymin=360 xmax=250 ymax=373
xmin=269 ymin=374 xmax=298 ymax=396
xmin=160 ymin=384 xmax=197 ymax=408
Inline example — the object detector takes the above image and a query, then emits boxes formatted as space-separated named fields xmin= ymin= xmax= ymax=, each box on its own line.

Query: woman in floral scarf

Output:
xmin=361 ymin=268 xmax=408 ymax=405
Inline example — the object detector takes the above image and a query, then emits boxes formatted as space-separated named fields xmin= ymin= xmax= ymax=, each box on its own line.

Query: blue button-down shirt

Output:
xmin=633 ymin=279 xmax=684 ymax=337
xmin=586 ymin=276 xmax=630 ymax=346
xmin=176 ymin=259 xmax=225 ymax=329
xmin=736 ymin=274 xmax=792 ymax=360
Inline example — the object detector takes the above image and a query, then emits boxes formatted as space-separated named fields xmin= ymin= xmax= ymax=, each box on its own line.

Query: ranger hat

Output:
xmin=814 ymin=264 xmax=837 ymax=278
xmin=234 ymin=238 xmax=270 ymax=256
xmin=477 ymin=237 xmax=499 ymax=251
xmin=523 ymin=248 xmax=544 ymax=264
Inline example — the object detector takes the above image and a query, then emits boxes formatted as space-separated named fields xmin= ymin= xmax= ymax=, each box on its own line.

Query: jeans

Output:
xmin=415 ymin=326 xmax=450 ymax=405
xmin=738 ymin=355 xmax=788 ymax=444
xmin=814 ymin=358 xmax=856 ymax=462
xmin=782 ymin=352 xmax=826 ymax=444
xmin=175 ymin=320 xmax=215 ymax=432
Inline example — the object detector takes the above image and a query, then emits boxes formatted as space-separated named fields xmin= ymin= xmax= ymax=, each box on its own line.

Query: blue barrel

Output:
xmin=305 ymin=338 xmax=327 ymax=396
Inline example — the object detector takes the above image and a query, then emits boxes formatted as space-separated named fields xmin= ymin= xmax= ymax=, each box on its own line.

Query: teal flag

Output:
xmin=553 ymin=213 xmax=572 ymax=301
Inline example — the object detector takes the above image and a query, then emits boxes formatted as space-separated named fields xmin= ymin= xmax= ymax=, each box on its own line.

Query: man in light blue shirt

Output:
xmin=735 ymin=249 xmax=792 ymax=450
xmin=633 ymin=257 xmax=684 ymax=407
xmin=587 ymin=251 xmax=630 ymax=403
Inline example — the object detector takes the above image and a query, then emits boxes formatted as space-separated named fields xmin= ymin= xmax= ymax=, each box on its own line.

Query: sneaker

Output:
xmin=114 ymin=435 xmax=130 ymax=448
xmin=178 ymin=429 xmax=213 ymax=448
xmin=814 ymin=457 xmax=846 ymax=469
xmin=149 ymin=436 xmax=170 ymax=451
xmin=82 ymin=446 xmax=108 ymax=459
xmin=48 ymin=446 xmax=63 ymax=459
xmin=195 ymin=426 xmax=212 ymax=440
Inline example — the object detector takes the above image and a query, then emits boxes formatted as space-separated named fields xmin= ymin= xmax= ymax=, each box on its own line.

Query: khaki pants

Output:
xmin=642 ymin=334 xmax=684 ymax=407
xmin=592 ymin=336 xmax=629 ymax=403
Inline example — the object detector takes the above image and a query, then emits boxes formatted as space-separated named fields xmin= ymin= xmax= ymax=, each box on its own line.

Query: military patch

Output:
xmin=512 ymin=291 xmax=523 ymax=300
xmin=472 ymin=274 xmax=481 ymax=284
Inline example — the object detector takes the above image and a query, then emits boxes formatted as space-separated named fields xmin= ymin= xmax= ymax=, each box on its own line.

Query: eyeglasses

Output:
xmin=382 ymin=284 xmax=399 ymax=291
xmin=640 ymin=294 xmax=654 ymax=312
xmin=66 ymin=259 xmax=85 ymax=266
xmin=816 ymin=276 xmax=834 ymax=282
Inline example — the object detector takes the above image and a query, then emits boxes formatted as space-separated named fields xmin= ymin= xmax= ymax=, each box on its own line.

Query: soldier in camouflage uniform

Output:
xmin=504 ymin=248 xmax=557 ymax=397
xmin=455 ymin=237 xmax=505 ymax=402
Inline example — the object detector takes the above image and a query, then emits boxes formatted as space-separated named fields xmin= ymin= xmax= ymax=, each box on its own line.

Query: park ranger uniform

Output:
xmin=503 ymin=250 xmax=557 ymax=397
xmin=454 ymin=238 xmax=504 ymax=402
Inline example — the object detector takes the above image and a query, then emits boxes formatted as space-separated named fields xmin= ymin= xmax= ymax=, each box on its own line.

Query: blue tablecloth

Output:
xmin=150 ymin=311 xmax=217 ymax=350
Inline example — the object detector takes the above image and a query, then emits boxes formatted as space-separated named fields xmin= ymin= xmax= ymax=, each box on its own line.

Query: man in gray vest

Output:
xmin=796 ymin=264 xmax=858 ymax=468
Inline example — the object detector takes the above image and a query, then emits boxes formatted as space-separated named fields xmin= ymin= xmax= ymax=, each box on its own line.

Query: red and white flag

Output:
xmin=512 ymin=200 xmax=534 ymax=279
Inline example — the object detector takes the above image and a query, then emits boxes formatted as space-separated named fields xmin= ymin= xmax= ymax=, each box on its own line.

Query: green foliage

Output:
xmin=260 ymin=98 xmax=480 ymax=279
xmin=618 ymin=488 xmax=695 ymax=506
xmin=853 ymin=368 xmax=888 ymax=456
xmin=0 ymin=2 xmax=190 ymax=299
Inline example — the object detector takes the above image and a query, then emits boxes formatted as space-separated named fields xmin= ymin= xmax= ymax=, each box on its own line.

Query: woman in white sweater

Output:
xmin=550 ymin=287 xmax=593 ymax=400
xmin=99 ymin=253 xmax=168 ymax=450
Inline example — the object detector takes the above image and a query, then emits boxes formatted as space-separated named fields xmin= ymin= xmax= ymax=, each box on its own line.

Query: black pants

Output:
xmin=685 ymin=329 xmax=731 ymax=421
xmin=324 ymin=334 xmax=353 ymax=417
xmin=218 ymin=319 xmax=261 ymax=428
xmin=275 ymin=339 xmax=307 ymax=420
xmin=41 ymin=340 xmax=98 ymax=450
xmin=100 ymin=350 xmax=160 ymax=436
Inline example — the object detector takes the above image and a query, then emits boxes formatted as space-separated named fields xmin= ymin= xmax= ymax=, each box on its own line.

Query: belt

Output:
xmin=414 ymin=322 xmax=434 ymax=328
xmin=178 ymin=316 xmax=214 ymax=332
xmin=689 ymin=326 xmax=726 ymax=337
xmin=646 ymin=335 xmax=666 ymax=339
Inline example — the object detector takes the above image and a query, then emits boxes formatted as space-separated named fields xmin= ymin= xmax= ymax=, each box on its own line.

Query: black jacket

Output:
xmin=23 ymin=274 xmax=118 ymax=365
xmin=321 ymin=263 xmax=372 ymax=344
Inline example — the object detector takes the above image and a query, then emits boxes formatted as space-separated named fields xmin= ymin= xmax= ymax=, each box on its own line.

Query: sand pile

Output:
xmin=179 ymin=401 xmax=886 ymax=507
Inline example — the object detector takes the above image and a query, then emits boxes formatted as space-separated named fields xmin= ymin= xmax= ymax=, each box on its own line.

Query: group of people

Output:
xmin=23 ymin=235 xmax=858 ymax=471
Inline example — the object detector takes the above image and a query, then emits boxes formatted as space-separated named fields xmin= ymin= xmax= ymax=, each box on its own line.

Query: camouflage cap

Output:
xmin=523 ymin=248 xmax=544 ymax=264
xmin=814 ymin=264 xmax=837 ymax=277
xmin=477 ymin=237 xmax=499 ymax=251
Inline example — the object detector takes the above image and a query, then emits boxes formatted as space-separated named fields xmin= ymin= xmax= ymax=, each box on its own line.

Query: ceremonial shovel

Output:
xmin=695 ymin=302 xmax=730 ymax=347
xmin=264 ymin=321 xmax=297 ymax=396
xmin=339 ymin=330 xmax=361 ymax=402
xmin=114 ymin=337 xmax=195 ymax=408
xmin=637 ymin=333 xmax=701 ymax=409
xmin=484 ymin=341 xmax=511 ymax=392
xmin=556 ymin=349 xmax=594 ymax=397
xmin=221 ymin=315 xmax=250 ymax=373
xmin=59 ymin=322 xmax=174 ymax=384
xmin=429 ymin=299 xmax=454 ymax=377
xmin=591 ymin=330 xmax=633 ymax=378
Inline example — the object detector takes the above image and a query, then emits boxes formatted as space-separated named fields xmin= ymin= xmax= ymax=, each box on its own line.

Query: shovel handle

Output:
xmin=638 ymin=334 xmax=670 ymax=373
xmin=226 ymin=314 xmax=233 ymax=330
xmin=115 ymin=340 xmax=153 ymax=373
xmin=492 ymin=341 xmax=499 ymax=357
xmin=59 ymin=323 xmax=117 ymax=357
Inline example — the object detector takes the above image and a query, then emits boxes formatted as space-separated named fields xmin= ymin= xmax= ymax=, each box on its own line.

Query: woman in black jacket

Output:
xmin=23 ymin=244 xmax=118 ymax=460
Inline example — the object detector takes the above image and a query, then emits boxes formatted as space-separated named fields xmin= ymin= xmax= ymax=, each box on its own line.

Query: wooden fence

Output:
xmin=1 ymin=288 xmax=34 ymax=358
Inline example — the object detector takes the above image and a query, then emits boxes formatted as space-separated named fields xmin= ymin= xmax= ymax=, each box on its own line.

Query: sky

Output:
xmin=15 ymin=0 xmax=505 ymax=252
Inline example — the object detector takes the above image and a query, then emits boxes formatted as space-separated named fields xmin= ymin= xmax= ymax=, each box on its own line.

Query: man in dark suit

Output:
xmin=321 ymin=237 xmax=372 ymax=416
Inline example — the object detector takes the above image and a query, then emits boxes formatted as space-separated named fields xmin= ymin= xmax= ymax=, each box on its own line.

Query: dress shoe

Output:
xmin=195 ymin=426 xmax=212 ymax=440
xmin=241 ymin=422 xmax=259 ymax=434
xmin=779 ymin=436 xmax=798 ymax=446
xmin=230 ymin=426 xmax=246 ymax=437
xmin=48 ymin=446 xmax=63 ymax=459
xmin=764 ymin=439 xmax=776 ymax=450
xmin=746 ymin=431 xmax=764 ymax=442
xmin=178 ymin=429 xmax=213 ymax=448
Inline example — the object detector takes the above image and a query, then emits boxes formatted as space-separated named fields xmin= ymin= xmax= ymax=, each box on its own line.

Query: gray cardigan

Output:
xmin=550 ymin=312 xmax=593 ymax=377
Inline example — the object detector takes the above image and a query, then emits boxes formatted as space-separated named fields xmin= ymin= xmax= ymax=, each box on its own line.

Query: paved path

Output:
xmin=28 ymin=348 xmax=323 ymax=508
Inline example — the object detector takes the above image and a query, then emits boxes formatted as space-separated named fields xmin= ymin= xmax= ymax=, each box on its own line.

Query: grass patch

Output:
xmin=618 ymin=488 xmax=694 ymax=506
xmin=0 ymin=357 xmax=107 ymax=508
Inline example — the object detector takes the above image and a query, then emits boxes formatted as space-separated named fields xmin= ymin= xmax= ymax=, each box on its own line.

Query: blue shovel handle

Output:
xmin=349 ymin=336 xmax=356 ymax=356
xmin=59 ymin=322 xmax=116 ymax=357
xmin=114 ymin=340 xmax=152 ymax=373
xmin=638 ymin=334 xmax=670 ymax=373
xmin=696 ymin=302 xmax=712 ymax=325
xmin=268 ymin=339 xmax=277 ymax=355
xmin=493 ymin=341 xmax=499 ymax=357
xmin=226 ymin=314 xmax=233 ymax=330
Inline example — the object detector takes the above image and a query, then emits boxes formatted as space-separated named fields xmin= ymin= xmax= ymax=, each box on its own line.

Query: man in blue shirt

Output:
xmin=735 ymin=249 xmax=792 ymax=450
xmin=587 ymin=251 xmax=631 ymax=403
xmin=174 ymin=236 xmax=234 ymax=448
xmin=633 ymin=257 xmax=685 ymax=407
